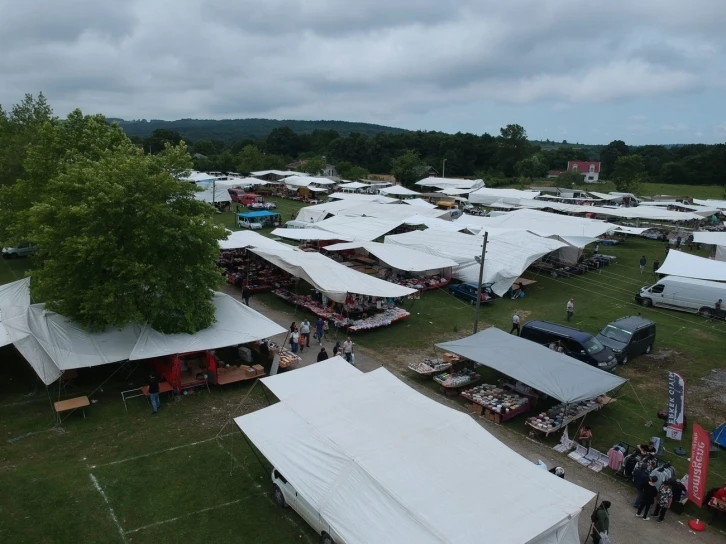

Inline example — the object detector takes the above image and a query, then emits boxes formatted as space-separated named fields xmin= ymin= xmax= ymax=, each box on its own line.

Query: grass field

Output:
xmin=2 ymin=192 xmax=726 ymax=542
xmin=573 ymin=181 xmax=725 ymax=200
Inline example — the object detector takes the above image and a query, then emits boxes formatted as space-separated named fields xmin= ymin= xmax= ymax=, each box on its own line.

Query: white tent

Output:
xmin=327 ymin=192 xmax=397 ymax=203
xmin=337 ymin=181 xmax=370 ymax=191
xmin=404 ymin=198 xmax=436 ymax=209
xmin=324 ymin=241 xmax=458 ymax=273
xmin=213 ymin=177 xmax=262 ymax=188
xmin=455 ymin=209 xmax=611 ymax=239
xmin=219 ymin=230 xmax=294 ymax=251
xmin=403 ymin=215 xmax=466 ymax=232
xmin=379 ymin=185 xmax=421 ymax=197
xmin=250 ymin=170 xmax=306 ymax=177
xmin=249 ymin=248 xmax=416 ymax=302
xmin=415 ymin=177 xmax=485 ymax=190
xmin=693 ymin=232 xmax=726 ymax=261
xmin=271 ymin=228 xmax=354 ymax=242
xmin=438 ymin=328 xmax=627 ymax=403
xmin=193 ymin=183 xmax=231 ymax=203
xmin=384 ymin=229 xmax=566 ymax=295
xmin=236 ymin=359 xmax=594 ymax=544
xmin=329 ymin=203 xmax=451 ymax=221
xmin=313 ymin=215 xmax=404 ymax=242
xmin=694 ymin=198 xmax=726 ymax=211
xmin=656 ymin=250 xmax=726 ymax=281
xmin=0 ymin=277 xmax=31 ymax=347
xmin=0 ymin=287 xmax=286 ymax=385
xmin=468 ymin=188 xmax=541 ymax=205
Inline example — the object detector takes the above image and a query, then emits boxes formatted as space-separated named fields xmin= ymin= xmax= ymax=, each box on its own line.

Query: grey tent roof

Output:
xmin=436 ymin=327 xmax=627 ymax=403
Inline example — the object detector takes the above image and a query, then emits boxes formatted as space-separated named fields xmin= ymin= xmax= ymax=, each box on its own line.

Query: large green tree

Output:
xmin=390 ymin=150 xmax=429 ymax=187
xmin=612 ymin=154 xmax=646 ymax=193
xmin=1 ymin=106 xmax=225 ymax=333
xmin=298 ymin=157 xmax=326 ymax=175
xmin=600 ymin=140 xmax=629 ymax=179
xmin=514 ymin=154 xmax=548 ymax=179
xmin=497 ymin=124 xmax=531 ymax=177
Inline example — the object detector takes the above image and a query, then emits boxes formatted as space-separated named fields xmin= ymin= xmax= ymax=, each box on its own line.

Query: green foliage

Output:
xmin=336 ymin=160 xmax=371 ymax=180
xmin=234 ymin=145 xmax=286 ymax=174
xmin=144 ymin=128 xmax=183 ymax=154
xmin=298 ymin=157 xmax=326 ymax=175
xmin=514 ymin=154 xmax=548 ymax=179
xmin=557 ymin=169 xmax=586 ymax=186
xmin=265 ymin=126 xmax=302 ymax=157
xmin=612 ymin=154 xmax=645 ymax=193
xmin=600 ymin=140 xmax=630 ymax=179
xmin=391 ymin=150 xmax=429 ymax=186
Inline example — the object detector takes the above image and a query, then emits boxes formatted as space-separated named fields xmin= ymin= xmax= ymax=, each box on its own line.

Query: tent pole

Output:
xmin=583 ymin=491 xmax=600 ymax=544
xmin=473 ymin=231 xmax=488 ymax=333
xmin=241 ymin=430 xmax=270 ymax=475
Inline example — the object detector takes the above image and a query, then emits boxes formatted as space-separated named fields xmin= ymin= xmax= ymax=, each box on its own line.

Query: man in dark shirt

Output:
xmin=148 ymin=373 xmax=160 ymax=415
xmin=636 ymin=476 xmax=659 ymax=520
xmin=242 ymin=285 xmax=251 ymax=306
xmin=317 ymin=347 xmax=329 ymax=362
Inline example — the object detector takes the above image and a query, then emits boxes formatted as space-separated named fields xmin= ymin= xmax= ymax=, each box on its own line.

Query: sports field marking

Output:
xmin=89 ymin=473 xmax=127 ymax=543
xmin=91 ymin=432 xmax=236 ymax=468
xmin=124 ymin=495 xmax=261 ymax=535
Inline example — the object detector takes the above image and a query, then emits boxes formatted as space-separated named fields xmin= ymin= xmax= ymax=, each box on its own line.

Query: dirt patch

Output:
xmin=691 ymin=328 xmax=716 ymax=341
xmin=688 ymin=368 xmax=726 ymax=426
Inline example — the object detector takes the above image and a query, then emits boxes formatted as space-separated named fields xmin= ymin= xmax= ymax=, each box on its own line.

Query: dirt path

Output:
xmin=240 ymin=291 xmax=724 ymax=543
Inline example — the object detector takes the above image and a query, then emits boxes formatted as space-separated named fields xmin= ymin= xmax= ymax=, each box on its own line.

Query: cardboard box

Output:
xmin=252 ymin=364 xmax=265 ymax=376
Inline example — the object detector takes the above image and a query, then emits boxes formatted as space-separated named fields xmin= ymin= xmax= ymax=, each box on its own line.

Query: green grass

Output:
xmin=573 ymin=180 xmax=725 ymax=200
xmin=212 ymin=196 xmax=305 ymax=238
xmin=2 ymin=190 xmax=726 ymax=541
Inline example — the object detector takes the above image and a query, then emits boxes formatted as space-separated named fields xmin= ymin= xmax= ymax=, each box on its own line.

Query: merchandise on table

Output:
xmin=267 ymin=341 xmax=301 ymax=369
xmin=461 ymin=384 xmax=528 ymax=414
xmin=407 ymin=359 xmax=452 ymax=376
xmin=434 ymin=368 xmax=480 ymax=388
xmin=347 ymin=308 xmax=410 ymax=332
xmin=218 ymin=250 xmax=294 ymax=291
xmin=526 ymin=399 xmax=600 ymax=432
xmin=389 ymin=275 xmax=451 ymax=291
xmin=273 ymin=289 xmax=351 ymax=326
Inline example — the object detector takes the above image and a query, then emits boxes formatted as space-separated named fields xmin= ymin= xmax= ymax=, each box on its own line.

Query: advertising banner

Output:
xmin=666 ymin=371 xmax=685 ymax=440
xmin=688 ymin=423 xmax=711 ymax=508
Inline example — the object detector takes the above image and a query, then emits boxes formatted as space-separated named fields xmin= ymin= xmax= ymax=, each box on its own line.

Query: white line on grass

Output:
xmin=124 ymin=495 xmax=261 ymax=535
xmin=91 ymin=432 xmax=237 ymax=468
xmin=89 ymin=473 xmax=127 ymax=544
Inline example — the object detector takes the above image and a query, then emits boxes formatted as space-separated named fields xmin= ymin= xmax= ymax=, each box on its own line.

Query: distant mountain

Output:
xmin=108 ymin=118 xmax=409 ymax=142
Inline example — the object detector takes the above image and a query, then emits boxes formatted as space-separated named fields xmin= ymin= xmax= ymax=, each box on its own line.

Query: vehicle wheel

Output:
xmin=272 ymin=484 xmax=286 ymax=508
xmin=320 ymin=533 xmax=335 ymax=544
xmin=699 ymin=307 xmax=712 ymax=318
xmin=620 ymin=354 xmax=628 ymax=365
xmin=641 ymin=298 xmax=652 ymax=307
xmin=645 ymin=344 xmax=653 ymax=354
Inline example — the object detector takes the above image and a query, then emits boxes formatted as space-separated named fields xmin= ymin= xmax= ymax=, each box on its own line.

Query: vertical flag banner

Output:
xmin=666 ymin=371 xmax=685 ymax=440
xmin=688 ymin=423 xmax=711 ymax=508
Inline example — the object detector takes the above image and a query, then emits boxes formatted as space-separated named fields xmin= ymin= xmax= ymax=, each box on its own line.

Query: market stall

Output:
xmin=217 ymin=249 xmax=297 ymax=291
xmin=461 ymin=384 xmax=530 ymax=422
xmin=526 ymin=398 xmax=606 ymax=436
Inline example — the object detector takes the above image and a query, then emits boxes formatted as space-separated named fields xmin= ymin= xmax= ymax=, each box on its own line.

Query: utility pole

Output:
xmin=442 ymin=158 xmax=447 ymax=179
xmin=473 ymin=231 xmax=488 ymax=333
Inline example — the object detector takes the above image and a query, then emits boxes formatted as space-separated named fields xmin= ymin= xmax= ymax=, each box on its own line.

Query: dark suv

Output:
xmin=520 ymin=320 xmax=618 ymax=371
xmin=596 ymin=316 xmax=656 ymax=364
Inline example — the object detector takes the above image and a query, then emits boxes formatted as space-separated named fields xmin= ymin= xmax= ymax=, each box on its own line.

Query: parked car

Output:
xmin=2 ymin=243 xmax=38 ymax=259
xmin=237 ymin=216 xmax=263 ymax=230
xmin=272 ymin=468 xmax=342 ymax=544
xmin=520 ymin=320 xmax=618 ymax=371
xmin=635 ymin=276 xmax=726 ymax=318
xmin=596 ymin=316 xmax=656 ymax=364
xmin=447 ymin=282 xmax=495 ymax=304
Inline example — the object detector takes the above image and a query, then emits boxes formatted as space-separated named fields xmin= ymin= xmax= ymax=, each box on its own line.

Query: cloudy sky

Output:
xmin=1 ymin=0 xmax=725 ymax=144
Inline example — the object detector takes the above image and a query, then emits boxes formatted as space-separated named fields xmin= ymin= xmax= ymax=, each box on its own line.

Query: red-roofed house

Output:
xmin=568 ymin=161 xmax=601 ymax=183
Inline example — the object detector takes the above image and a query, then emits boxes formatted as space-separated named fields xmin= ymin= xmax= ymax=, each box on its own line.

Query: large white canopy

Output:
xmin=656 ymin=250 xmax=726 ymax=281
xmin=337 ymin=181 xmax=370 ymax=190
xmin=327 ymin=192 xmax=397 ymax=203
xmin=694 ymin=198 xmax=726 ymax=210
xmin=415 ymin=177 xmax=485 ymax=190
xmin=250 ymin=248 xmax=416 ymax=301
xmin=497 ymin=198 xmax=705 ymax=221
xmin=403 ymin=215 xmax=466 ymax=232
xmin=219 ymin=230 xmax=295 ymax=251
xmin=271 ymin=228 xmax=354 ymax=242
xmin=251 ymin=170 xmax=307 ymax=177
xmin=469 ymin=188 xmax=541 ymax=205
xmin=404 ymin=198 xmax=436 ymax=209
xmin=0 ymin=278 xmax=31 ymax=347
xmin=693 ymin=232 xmax=726 ymax=245
xmin=456 ymin=209 xmax=611 ymax=239
xmin=212 ymin=177 xmax=261 ymax=188
xmin=1 ymin=289 xmax=286 ymax=384
xmin=236 ymin=359 xmax=593 ymax=544
xmin=324 ymin=241 xmax=458 ymax=273
xmin=193 ymin=183 xmax=231 ymax=203
xmin=438 ymin=328 xmax=627 ymax=403
xmin=313 ymin=215 xmax=404 ymax=241
xmin=379 ymin=185 xmax=421 ymax=197
xmin=384 ymin=229 xmax=566 ymax=295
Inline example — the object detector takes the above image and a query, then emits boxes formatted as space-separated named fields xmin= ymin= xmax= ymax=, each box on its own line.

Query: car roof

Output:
xmin=523 ymin=320 xmax=593 ymax=341
xmin=607 ymin=315 xmax=654 ymax=331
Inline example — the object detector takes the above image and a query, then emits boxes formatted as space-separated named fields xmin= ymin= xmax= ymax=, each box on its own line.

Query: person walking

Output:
xmin=652 ymin=259 xmax=660 ymax=277
xmin=342 ymin=336 xmax=354 ymax=364
xmin=510 ymin=312 xmax=520 ymax=336
xmin=323 ymin=319 xmax=330 ymax=341
xmin=289 ymin=329 xmax=300 ymax=354
xmin=636 ymin=476 xmax=659 ymax=520
xmin=148 ymin=373 xmax=161 ymax=415
xmin=317 ymin=347 xmax=329 ymax=362
xmin=315 ymin=317 xmax=324 ymax=344
xmin=242 ymin=285 xmax=251 ymax=306
xmin=593 ymin=243 xmax=600 ymax=255
xmin=300 ymin=319 xmax=311 ymax=347
xmin=653 ymin=480 xmax=673 ymax=522
xmin=633 ymin=461 xmax=650 ymax=507
xmin=333 ymin=340 xmax=341 ymax=357
xmin=566 ymin=298 xmax=574 ymax=321
xmin=298 ymin=329 xmax=306 ymax=353
xmin=289 ymin=321 xmax=296 ymax=333
xmin=639 ymin=255 xmax=647 ymax=273
xmin=590 ymin=501 xmax=611 ymax=544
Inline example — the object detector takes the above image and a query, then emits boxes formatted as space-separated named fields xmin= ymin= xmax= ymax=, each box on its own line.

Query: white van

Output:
xmin=271 ymin=469 xmax=342 ymax=544
xmin=635 ymin=276 xmax=726 ymax=318
xmin=237 ymin=216 xmax=263 ymax=230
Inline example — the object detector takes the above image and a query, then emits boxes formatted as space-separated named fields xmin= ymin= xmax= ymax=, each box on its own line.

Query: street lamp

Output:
xmin=442 ymin=159 xmax=447 ymax=179
xmin=473 ymin=231 xmax=489 ymax=333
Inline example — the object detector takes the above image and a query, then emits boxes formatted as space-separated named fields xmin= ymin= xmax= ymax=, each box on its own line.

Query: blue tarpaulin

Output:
xmin=713 ymin=423 xmax=726 ymax=448
xmin=237 ymin=211 xmax=280 ymax=219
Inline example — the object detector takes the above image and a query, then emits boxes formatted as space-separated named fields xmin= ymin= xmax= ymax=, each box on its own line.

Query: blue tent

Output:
xmin=713 ymin=423 xmax=726 ymax=448
xmin=237 ymin=211 xmax=280 ymax=219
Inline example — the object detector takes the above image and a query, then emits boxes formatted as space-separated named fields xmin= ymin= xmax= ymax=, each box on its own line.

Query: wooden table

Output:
xmin=217 ymin=365 xmax=264 ymax=385
xmin=54 ymin=396 xmax=90 ymax=423
xmin=140 ymin=382 xmax=173 ymax=396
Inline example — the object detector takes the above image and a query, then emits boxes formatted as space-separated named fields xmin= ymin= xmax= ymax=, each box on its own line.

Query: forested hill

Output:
xmin=109 ymin=118 xmax=409 ymax=141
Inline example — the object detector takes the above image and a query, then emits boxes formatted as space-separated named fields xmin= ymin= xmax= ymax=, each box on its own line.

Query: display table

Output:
xmin=525 ymin=398 xmax=603 ymax=435
xmin=217 ymin=364 xmax=264 ymax=385
xmin=54 ymin=396 xmax=90 ymax=423
xmin=434 ymin=369 xmax=480 ymax=396
xmin=461 ymin=384 xmax=530 ymax=422
xmin=267 ymin=343 xmax=301 ymax=369
xmin=347 ymin=308 xmax=410 ymax=333
xmin=408 ymin=359 xmax=452 ymax=376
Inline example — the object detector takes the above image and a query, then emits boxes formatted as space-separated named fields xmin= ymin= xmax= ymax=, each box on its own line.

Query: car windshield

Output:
xmin=599 ymin=325 xmax=632 ymax=344
xmin=582 ymin=336 xmax=606 ymax=354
